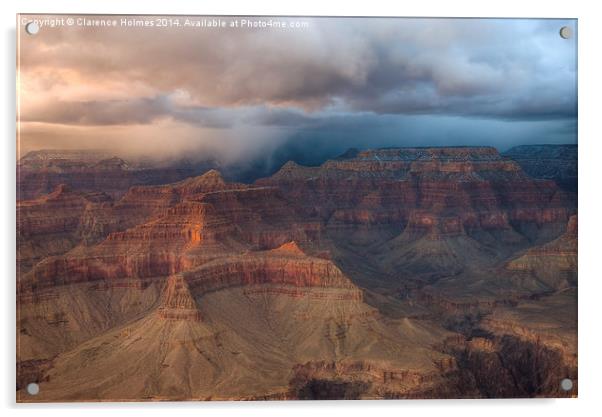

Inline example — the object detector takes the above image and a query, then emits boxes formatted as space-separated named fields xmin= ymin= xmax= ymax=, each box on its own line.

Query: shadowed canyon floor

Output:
xmin=16 ymin=146 xmax=577 ymax=401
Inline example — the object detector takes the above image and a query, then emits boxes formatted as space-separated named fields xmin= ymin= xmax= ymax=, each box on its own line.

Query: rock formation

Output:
xmin=158 ymin=275 xmax=202 ymax=321
xmin=17 ymin=149 xmax=217 ymax=199
xmin=17 ymin=184 xmax=112 ymax=273
xmin=505 ymin=215 xmax=577 ymax=290
xmin=503 ymin=144 xmax=578 ymax=193
xmin=16 ymin=146 xmax=578 ymax=401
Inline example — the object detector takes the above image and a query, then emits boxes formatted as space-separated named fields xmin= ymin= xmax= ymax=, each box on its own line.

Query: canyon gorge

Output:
xmin=16 ymin=145 xmax=577 ymax=401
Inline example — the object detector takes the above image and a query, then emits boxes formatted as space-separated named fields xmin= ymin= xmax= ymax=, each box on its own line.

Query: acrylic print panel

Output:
xmin=16 ymin=15 xmax=577 ymax=402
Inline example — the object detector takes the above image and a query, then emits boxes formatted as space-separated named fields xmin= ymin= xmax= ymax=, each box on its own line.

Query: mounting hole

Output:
xmin=560 ymin=378 xmax=573 ymax=391
xmin=25 ymin=21 xmax=40 ymax=35
xmin=26 ymin=382 xmax=39 ymax=395
xmin=559 ymin=26 xmax=572 ymax=39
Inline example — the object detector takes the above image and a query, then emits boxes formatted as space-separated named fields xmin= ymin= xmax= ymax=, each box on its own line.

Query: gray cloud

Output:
xmin=20 ymin=17 xmax=577 ymax=122
xmin=18 ymin=16 xmax=577 ymax=167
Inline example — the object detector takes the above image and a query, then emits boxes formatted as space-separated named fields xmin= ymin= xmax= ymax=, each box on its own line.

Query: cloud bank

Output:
xmin=18 ymin=16 xmax=577 ymax=170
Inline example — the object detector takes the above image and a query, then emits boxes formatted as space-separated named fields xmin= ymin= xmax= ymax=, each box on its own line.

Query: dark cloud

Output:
xmin=18 ymin=16 xmax=577 ymax=164
xmin=20 ymin=17 xmax=577 ymax=120
xmin=223 ymin=114 xmax=579 ymax=182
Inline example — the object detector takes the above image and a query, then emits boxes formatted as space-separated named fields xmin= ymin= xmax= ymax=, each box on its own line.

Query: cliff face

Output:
xmin=17 ymin=185 xmax=113 ymax=273
xmin=181 ymin=246 xmax=361 ymax=298
xmin=505 ymin=215 xmax=577 ymax=290
xmin=503 ymin=145 xmax=578 ymax=193
xmin=259 ymin=146 xmax=575 ymax=293
xmin=16 ymin=146 xmax=577 ymax=401
xmin=259 ymin=147 xmax=574 ymax=236
xmin=17 ymin=150 xmax=217 ymax=200
xmin=157 ymin=274 xmax=202 ymax=321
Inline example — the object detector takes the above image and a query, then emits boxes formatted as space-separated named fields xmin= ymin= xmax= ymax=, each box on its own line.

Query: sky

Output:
xmin=17 ymin=16 xmax=577 ymax=174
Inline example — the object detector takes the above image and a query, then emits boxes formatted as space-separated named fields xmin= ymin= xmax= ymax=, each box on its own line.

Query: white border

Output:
xmin=3 ymin=1 xmax=601 ymax=416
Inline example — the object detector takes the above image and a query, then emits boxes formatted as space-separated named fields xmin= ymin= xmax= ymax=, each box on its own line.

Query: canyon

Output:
xmin=17 ymin=149 xmax=217 ymax=200
xmin=503 ymin=145 xmax=578 ymax=193
xmin=16 ymin=146 xmax=577 ymax=401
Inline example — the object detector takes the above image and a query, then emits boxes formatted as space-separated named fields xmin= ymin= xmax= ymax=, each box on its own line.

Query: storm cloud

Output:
xmin=17 ymin=16 xmax=577 ymax=165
